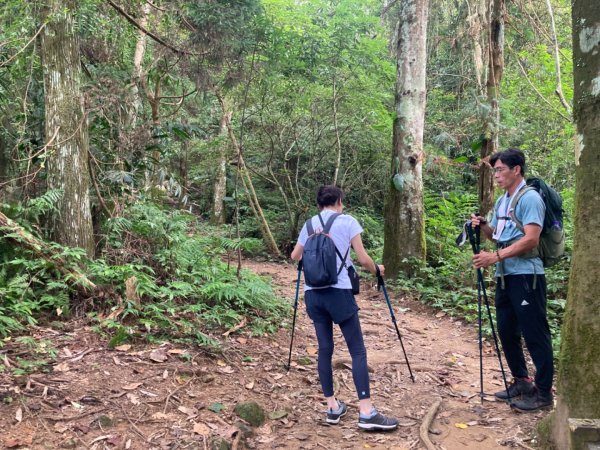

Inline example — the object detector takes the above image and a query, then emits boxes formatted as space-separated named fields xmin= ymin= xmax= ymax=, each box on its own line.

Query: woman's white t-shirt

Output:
xmin=297 ymin=210 xmax=363 ymax=291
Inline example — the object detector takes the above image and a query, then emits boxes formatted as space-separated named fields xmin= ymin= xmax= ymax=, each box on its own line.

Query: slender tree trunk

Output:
xmin=332 ymin=76 xmax=342 ymax=186
xmin=40 ymin=0 xmax=94 ymax=256
xmin=147 ymin=77 xmax=162 ymax=190
xmin=217 ymin=96 xmax=280 ymax=256
xmin=130 ymin=2 xmax=150 ymax=130
xmin=383 ymin=0 xmax=429 ymax=279
xmin=179 ymin=121 xmax=189 ymax=208
xmin=479 ymin=0 xmax=504 ymax=217
xmin=544 ymin=0 xmax=571 ymax=115
xmin=0 ymin=127 xmax=10 ymax=202
xmin=212 ymin=105 xmax=230 ymax=225
xmin=547 ymin=2 xmax=600 ymax=448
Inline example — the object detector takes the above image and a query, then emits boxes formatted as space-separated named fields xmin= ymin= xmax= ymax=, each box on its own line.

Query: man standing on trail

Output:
xmin=290 ymin=185 xmax=399 ymax=431
xmin=471 ymin=148 xmax=554 ymax=413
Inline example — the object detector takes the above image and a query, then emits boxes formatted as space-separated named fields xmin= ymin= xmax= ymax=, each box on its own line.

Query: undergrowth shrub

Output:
xmin=92 ymin=201 xmax=289 ymax=344
xmin=0 ymin=198 xmax=288 ymax=348
xmin=0 ymin=191 xmax=77 ymax=335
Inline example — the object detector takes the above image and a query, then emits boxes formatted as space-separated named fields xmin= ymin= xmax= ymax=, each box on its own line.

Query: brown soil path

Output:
xmin=0 ymin=259 xmax=549 ymax=450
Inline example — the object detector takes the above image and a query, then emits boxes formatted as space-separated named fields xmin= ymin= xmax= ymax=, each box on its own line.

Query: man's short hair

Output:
xmin=317 ymin=185 xmax=344 ymax=208
xmin=490 ymin=148 xmax=527 ymax=177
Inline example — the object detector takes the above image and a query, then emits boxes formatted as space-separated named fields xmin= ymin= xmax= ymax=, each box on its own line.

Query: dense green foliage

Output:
xmin=0 ymin=0 xmax=574 ymax=360
xmin=1 ymin=196 xmax=287 ymax=344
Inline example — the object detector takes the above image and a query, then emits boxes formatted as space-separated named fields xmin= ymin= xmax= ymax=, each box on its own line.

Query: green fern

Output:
xmin=27 ymin=189 xmax=63 ymax=223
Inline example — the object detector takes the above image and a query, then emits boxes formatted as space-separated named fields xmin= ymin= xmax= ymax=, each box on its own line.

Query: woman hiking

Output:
xmin=291 ymin=185 xmax=399 ymax=431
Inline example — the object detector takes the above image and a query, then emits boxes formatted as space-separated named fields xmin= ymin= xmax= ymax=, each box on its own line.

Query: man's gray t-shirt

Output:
xmin=298 ymin=210 xmax=363 ymax=291
xmin=490 ymin=189 xmax=545 ymax=275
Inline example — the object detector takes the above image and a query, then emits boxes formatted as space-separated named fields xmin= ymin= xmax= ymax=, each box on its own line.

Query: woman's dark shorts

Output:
xmin=304 ymin=287 xmax=359 ymax=324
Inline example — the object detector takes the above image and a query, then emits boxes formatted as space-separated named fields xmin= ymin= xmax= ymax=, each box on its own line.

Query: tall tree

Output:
xmin=212 ymin=102 xmax=230 ymax=225
xmin=383 ymin=0 xmax=429 ymax=278
xmin=548 ymin=1 xmax=600 ymax=447
xmin=479 ymin=0 xmax=505 ymax=216
xmin=40 ymin=0 xmax=94 ymax=256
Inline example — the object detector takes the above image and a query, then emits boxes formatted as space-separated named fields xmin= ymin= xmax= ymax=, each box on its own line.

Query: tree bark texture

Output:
xmin=467 ymin=0 xmax=488 ymax=96
xmin=40 ymin=0 xmax=94 ymax=257
xmin=212 ymin=107 xmax=230 ymax=225
xmin=383 ymin=0 xmax=429 ymax=279
xmin=479 ymin=0 xmax=504 ymax=216
xmin=549 ymin=2 xmax=600 ymax=448
xmin=130 ymin=2 xmax=150 ymax=130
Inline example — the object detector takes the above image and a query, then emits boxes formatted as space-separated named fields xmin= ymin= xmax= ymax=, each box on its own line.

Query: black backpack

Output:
xmin=507 ymin=177 xmax=565 ymax=267
xmin=302 ymin=213 xmax=349 ymax=288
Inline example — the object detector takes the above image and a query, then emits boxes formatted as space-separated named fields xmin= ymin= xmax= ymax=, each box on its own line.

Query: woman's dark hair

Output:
xmin=490 ymin=148 xmax=527 ymax=176
xmin=316 ymin=185 xmax=344 ymax=208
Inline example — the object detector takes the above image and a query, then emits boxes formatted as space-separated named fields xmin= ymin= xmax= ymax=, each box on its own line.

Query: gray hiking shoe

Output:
xmin=358 ymin=411 xmax=398 ymax=431
xmin=326 ymin=400 xmax=347 ymax=424
xmin=511 ymin=389 xmax=553 ymax=413
xmin=495 ymin=377 xmax=535 ymax=400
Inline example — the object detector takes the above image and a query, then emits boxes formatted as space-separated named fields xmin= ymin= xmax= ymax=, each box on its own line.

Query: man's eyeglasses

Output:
xmin=493 ymin=166 xmax=512 ymax=174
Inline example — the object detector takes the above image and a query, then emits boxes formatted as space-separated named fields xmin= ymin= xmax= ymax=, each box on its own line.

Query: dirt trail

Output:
xmin=0 ymin=259 xmax=549 ymax=450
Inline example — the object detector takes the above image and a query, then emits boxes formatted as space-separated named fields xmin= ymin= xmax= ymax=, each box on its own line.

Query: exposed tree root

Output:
xmin=419 ymin=397 xmax=442 ymax=450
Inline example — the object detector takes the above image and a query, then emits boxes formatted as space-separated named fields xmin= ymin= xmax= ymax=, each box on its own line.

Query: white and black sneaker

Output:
xmin=326 ymin=400 xmax=348 ymax=424
xmin=358 ymin=411 xmax=398 ymax=431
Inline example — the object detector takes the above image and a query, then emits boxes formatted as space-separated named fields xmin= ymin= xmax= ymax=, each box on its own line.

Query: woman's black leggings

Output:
xmin=312 ymin=313 xmax=371 ymax=400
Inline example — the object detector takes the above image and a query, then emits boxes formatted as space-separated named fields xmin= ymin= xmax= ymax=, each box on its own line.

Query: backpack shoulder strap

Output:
xmin=510 ymin=186 xmax=536 ymax=232
xmin=321 ymin=212 xmax=341 ymax=233
xmin=305 ymin=217 xmax=315 ymax=236
xmin=318 ymin=212 xmax=348 ymax=275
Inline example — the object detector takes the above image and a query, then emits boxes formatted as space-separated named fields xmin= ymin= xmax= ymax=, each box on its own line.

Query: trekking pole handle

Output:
xmin=297 ymin=260 xmax=303 ymax=271
xmin=473 ymin=212 xmax=481 ymax=250
xmin=466 ymin=222 xmax=480 ymax=255
xmin=375 ymin=264 xmax=383 ymax=291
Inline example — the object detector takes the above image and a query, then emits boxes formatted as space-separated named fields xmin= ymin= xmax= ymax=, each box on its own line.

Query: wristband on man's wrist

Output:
xmin=496 ymin=249 xmax=502 ymax=261
xmin=480 ymin=218 xmax=487 ymax=225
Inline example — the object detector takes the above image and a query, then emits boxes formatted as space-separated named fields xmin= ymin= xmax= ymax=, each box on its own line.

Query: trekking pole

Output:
xmin=471 ymin=224 xmax=484 ymax=403
xmin=376 ymin=266 xmax=415 ymax=382
xmin=286 ymin=260 xmax=303 ymax=371
xmin=466 ymin=223 xmax=512 ymax=402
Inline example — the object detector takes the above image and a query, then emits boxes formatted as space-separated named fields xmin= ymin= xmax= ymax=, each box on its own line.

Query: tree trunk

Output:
xmin=467 ymin=0 xmax=487 ymax=96
xmin=383 ymin=0 xmax=429 ymax=279
xmin=40 ymin=0 xmax=94 ymax=257
xmin=217 ymin=95 xmax=281 ymax=257
xmin=0 ymin=126 xmax=10 ymax=203
xmin=479 ymin=0 xmax=504 ymax=217
xmin=130 ymin=2 xmax=150 ymax=130
xmin=212 ymin=106 xmax=230 ymax=225
xmin=179 ymin=125 xmax=189 ymax=209
xmin=332 ymin=76 xmax=342 ymax=186
xmin=544 ymin=0 xmax=571 ymax=115
xmin=547 ymin=2 xmax=600 ymax=448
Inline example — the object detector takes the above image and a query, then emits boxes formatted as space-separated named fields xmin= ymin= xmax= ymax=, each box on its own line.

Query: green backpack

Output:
xmin=508 ymin=178 xmax=565 ymax=267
